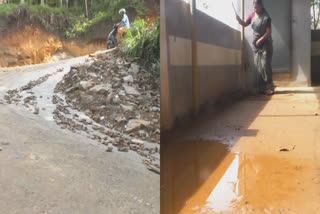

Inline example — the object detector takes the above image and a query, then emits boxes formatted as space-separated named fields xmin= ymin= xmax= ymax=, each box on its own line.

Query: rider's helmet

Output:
xmin=119 ymin=8 xmax=126 ymax=15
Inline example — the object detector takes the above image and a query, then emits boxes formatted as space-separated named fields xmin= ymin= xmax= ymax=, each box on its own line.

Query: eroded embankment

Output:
xmin=0 ymin=26 xmax=105 ymax=67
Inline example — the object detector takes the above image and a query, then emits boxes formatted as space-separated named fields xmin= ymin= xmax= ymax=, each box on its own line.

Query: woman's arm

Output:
xmin=237 ymin=15 xmax=250 ymax=27
xmin=237 ymin=12 xmax=254 ymax=27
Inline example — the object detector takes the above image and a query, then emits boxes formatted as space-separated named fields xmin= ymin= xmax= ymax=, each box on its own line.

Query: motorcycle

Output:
xmin=106 ymin=23 xmax=120 ymax=49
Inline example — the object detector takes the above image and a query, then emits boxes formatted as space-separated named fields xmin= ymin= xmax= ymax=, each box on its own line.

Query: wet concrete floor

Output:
xmin=161 ymin=87 xmax=320 ymax=214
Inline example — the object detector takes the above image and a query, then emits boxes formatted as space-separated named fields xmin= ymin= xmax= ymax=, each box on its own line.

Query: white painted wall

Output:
xmin=292 ymin=0 xmax=311 ymax=85
xmin=196 ymin=0 xmax=241 ymax=31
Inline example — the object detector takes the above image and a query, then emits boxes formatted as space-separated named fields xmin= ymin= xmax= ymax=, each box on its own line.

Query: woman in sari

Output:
xmin=236 ymin=0 xmax=274 ymax=95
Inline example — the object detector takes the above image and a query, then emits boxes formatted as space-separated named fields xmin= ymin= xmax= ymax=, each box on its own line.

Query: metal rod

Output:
xmin=232 ymin=2 xmax=238 ymax=16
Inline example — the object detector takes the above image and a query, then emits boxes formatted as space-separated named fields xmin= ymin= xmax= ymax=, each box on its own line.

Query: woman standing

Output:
xmin=236 ymin=0 xmax=274 ymax=95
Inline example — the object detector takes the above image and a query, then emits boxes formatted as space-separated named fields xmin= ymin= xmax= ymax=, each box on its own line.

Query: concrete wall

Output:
xmin=195 ymin=1 xmax=242 ymax=107
xmin=264 ymin=0 xmax=291 ymax=73
xmin=161 ymin=0 xmax=244 ymax=131
xmin=292 ymin=0 xmax=311 ymax=85
xmin=160 ymin=0 xmax=193 ymax=131
xmin=311 ymin=30 xmax=320 ymax=85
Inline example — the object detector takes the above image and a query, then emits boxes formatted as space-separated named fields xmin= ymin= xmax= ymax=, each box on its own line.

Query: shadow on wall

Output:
xmin=162 ymin=0 xmax=249 ymax=131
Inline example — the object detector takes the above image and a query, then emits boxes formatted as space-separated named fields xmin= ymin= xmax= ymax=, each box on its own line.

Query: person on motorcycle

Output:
xmin=117 ymin=8 xmax=130 ymax=38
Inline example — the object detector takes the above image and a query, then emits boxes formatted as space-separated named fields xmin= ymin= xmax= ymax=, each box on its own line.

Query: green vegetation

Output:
xmin=122 ymin=18 xmax=160 ymax=65
xmin=0 ymin=0 xmax=148 ymax=38
xmin=312 ymin=0 xmax=320 ymax=29
xmin=0 ymin=0 xmax=159 ymax=64
xmin=0 ymin=3 xmax=18 ymax=14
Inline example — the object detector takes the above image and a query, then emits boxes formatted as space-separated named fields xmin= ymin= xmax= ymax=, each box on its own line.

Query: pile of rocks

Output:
xmin=2 ymin=49 xmax=160 ymax=173
xmin=54 ymin=50 xmax=160 ymax=172
xmin=55 ymin=50 xmax=160 ymax=144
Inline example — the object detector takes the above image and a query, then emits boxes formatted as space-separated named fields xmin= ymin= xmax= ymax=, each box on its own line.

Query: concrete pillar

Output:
xmin=191 ymin=0 xmax=199 ymax=115
xmin=160 ymin=0 xmax=173 ymax=131
xmin=292 ymin=0 xmax=311 ymax=85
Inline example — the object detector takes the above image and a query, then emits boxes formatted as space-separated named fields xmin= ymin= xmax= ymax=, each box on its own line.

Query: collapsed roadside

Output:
xmin=54 ymin=49 xmax=160 ymax=172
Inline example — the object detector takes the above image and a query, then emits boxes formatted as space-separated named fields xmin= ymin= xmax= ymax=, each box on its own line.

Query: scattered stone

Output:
xmin=151 ymin=106 xmax=160 ymax=112
xmin=106 ymin=146 xmax=113 ymax=152
xmin=118 ymin=147 xmax=129 ymax=152
xmin=118 ymin=90 xmax=126 ymax=96
xmin=123 ymin=75 xmax=134 ymax=83
xmin=66 ymin=85 xmax=79 ymax=94
xmin=131 ymin=139 xmax=145 ymax=148
xmin=278 ymin=145 xmax=296 ymax=152
xmin=115 ymin=116 xmax=126 ymax=123
xmin=128 ymin=63 xmax=140 ymax=74
xmin=126 ymin=119 xmax=151 ymax=133
xmin=33 ymin=108 xmax=40 ymax=115
xmin=121 ymin=104 xmax=134 ymax=112
xmin=146 ymin=164 xmax=160 ymax=174
xmin=79 ymin=81 xmax=94 ymax=90
xmin=89 ymin=84 xmax=112 ymax=94
xmin=123 ymin=84 xmax=141 ymax=96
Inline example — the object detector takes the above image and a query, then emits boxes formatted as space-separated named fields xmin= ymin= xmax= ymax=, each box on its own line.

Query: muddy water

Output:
xmin=0 ymin=26 xmax=105 ymax=67
xmin=161 ymin=140 xmax=320 ymax=214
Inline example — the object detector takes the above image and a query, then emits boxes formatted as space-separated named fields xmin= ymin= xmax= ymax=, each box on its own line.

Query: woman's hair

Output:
xmin=254 ymin=0 xmax=263 ymax=6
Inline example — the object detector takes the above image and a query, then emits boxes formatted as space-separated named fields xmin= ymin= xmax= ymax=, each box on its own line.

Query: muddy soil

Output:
xmin=161 ymin=88 xmax=320 ymax=214
xmin=0 ymin=26 xmax=106 ymax=67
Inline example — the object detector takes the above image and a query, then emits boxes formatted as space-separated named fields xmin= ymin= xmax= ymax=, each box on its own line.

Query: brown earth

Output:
xmin=0 ymin=26 xmax=106 ymax=67
xmin=161 ymin=87 xmax=320 ymax=214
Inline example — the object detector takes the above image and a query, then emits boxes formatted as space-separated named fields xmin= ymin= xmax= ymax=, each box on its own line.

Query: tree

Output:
xmin=312 ymin=0 xmax=320 ymax=29
xmin=85 ymin=0 xmax=88 ymax=17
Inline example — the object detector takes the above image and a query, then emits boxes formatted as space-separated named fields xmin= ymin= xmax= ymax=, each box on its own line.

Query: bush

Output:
xmin=0 ymin=4 xmax=19 ymax=15
xmin=0 ymin=1 xmax=153 ymax=40
xmin=122 ymin=17 xmax=159 ymax=64
xmin=29 ymin=4 xmax=67 ymax=17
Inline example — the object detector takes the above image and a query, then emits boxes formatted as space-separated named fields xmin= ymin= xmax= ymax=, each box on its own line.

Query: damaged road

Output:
xmin=0 ymin=50 xmax=159 ymax=213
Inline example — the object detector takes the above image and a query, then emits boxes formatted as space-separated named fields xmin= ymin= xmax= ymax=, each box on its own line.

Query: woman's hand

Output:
xmin=256 ymin=38 xmax=263 ymax=47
